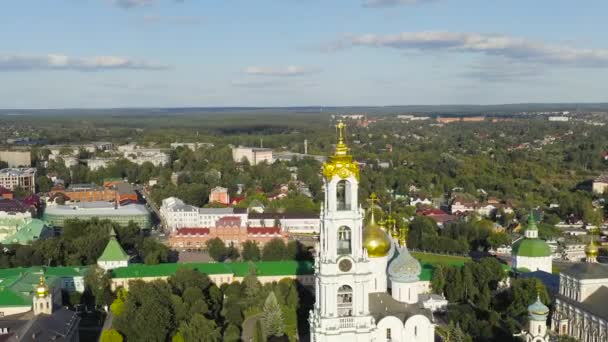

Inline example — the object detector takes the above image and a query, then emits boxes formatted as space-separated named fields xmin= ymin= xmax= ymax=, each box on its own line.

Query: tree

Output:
xmin=169 ymin=268 xmax=211 ymax=295
xmin=178 ymin=313 xmax=221 ymax=342
xmin=100 ymin=329 xmax=124 ymax=342
xmin=241 ymin=240 xmax=261 ymax=261
xmin=431 ymin=264 xmax=446 ymax=294
xmin=227 ymin=244 xmax=240 ymax=261
xmin=110 ymin=288 xmax=128 ymax=316
xmin=84 ymin=266 xmax=113 ymax=307
xmin=253 ymin=320 xmax=264 ymax=342
xmin=261 ymin=292 xmax=284 ymax=338
xmin=207 ymin=238 xmax=228 ymax=261
xmin=243 ymin=263 xmax=261 ymax=300
xmin=222 ymin=324 xmax=241 ymax=342
xmin=262 ymin=238 xmax=287 ymax=261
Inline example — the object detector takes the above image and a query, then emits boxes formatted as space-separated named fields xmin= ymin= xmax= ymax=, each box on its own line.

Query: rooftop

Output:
xmin=562 ymin=262 xmax=608 ymax=280
xmin=557 ymin=286 xmax=608 ymax=320
xmin=0 ymin=168 xmax=36 ymax=177
xmin=111 ymin=260 xmax=314 ymax=279
xmin=368 ymin=292 xmax=431 ymax=323
xmin=44 ymin=203 xmax=149 ymax=217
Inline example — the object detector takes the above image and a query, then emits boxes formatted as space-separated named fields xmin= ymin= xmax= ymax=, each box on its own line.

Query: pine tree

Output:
xmin=261 ymin=291 xmax=284 ymax=338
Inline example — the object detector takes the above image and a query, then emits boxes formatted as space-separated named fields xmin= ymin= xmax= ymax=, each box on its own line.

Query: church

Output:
xmin=308 ymin=121 xmax=435 ymax=342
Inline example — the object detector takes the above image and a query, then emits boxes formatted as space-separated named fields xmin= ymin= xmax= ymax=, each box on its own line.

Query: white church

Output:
xmin=309 ymin=121 xmax=435 ymax=342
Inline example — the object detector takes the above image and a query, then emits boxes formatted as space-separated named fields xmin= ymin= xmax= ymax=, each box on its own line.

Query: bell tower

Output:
xmin=33 ymin=275 xmax=53 ymax=315
xmin=309 ymin=120 xmax=376 ymax=342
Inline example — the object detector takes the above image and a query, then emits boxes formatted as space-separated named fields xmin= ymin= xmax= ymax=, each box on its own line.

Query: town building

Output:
xmin=416 ymin=208 xmax=457 ymax=228
xmin=0 ymin=187 xmax=13 ymax=199
xmin=232 ymin=146 xmax=273 ymax=165
xmin=123 ymin=149 xmax=169 ymax=167
xmin=552 ymin=240 xmax=608 ymax=341
xmin=209 ymin=186 xmax=230 ymax=205
xmin=170 ymin=142 xmax=214 ymax=150
xmin=309 ymin=121 xmax=435 ymax=342
xmin=0 ymin=150 xmax=31 ymax=168
xmin=97 ymin=228 xmax=130 ymax=271
xmin=592 ymin=174 xmax=608 ymax=194
xmin=160 ymin=197 xmax=247 ymax=231
xmin=512 ymin=215 xmax=552 ymax=273
xmin=50 ymin=183 xmax=116 ymax=203
xmin=43 ymin=202 xmax=151 ymax=229
xmin=168 ymin=222 xmax=287 ymax=251
xmin=248 ymin=212 xmax=320 ymax=235
xmin=86 ymin=157 xmax=115 ymax=171
xmin=548 ymin=116 xmax=570 ymax=122
xmin=0 ymin=168 xmax=36 ymax=193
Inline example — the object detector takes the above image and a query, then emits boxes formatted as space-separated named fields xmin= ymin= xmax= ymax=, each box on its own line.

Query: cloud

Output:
xmin=242 ymin=65 xmax=321 ymax=77
xmin=0 ymin=54 xmax=169 ymax=71
xmin=460 ymin=58 xmax=546 ymax=82
xmin=110 ymin=0 xmax=156 ymax=9
xmin=108 ymin=0 xmax=185 ymax=9
xmin=363 ymin=0 xmax=437 ymax=8
xmin=141 ymin=15 xmax=204 ymax=25
xmin=330 ymin=31 xmax=608 ymax=68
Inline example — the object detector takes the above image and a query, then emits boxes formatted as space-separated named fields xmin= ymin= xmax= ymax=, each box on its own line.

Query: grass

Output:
xmin=411 ymin=252 xmax=472 ymax=266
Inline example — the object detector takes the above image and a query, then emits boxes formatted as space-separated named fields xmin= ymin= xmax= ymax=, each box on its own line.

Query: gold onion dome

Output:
xmin=362 ymin=194 xmax=391 ymax=258
xmin=586 ymin=238 xmax=599 ymax=258
xmin=36 ymin=275 xmax=49 ymax=298
xmin=322 ymin=120 xmax=360 ymax=180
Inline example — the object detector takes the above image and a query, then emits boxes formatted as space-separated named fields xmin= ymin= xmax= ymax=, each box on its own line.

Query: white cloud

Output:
xmin=108 ymin=0 xmax=185 ymax=9
xmin=0 ymin=54 xmax=169 ymax=71
xmin=141 ymin=15 xmax=204 ymax=25
xmin=363 ymin=0 xmax=437 ymax=8
xmin=242 ymin=65 xmax=321 ymax=77
xmin=330 ymin=31 xmax=608 ymax=68
xmin=110 ymin=0 xmax=156 ymax=9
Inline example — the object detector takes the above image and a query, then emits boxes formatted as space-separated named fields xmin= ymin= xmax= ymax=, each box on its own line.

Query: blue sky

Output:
xmin=2 ymin=0 xmax=608 ymax=108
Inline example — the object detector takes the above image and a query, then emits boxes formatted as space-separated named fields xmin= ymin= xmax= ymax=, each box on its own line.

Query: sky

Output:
xmin=2 ymin=0 xmax=608 ymax=108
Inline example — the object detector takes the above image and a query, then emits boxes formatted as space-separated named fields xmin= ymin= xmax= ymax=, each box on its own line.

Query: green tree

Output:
xmin=253 ymin=320 xmax=264 ymax=342
xmin=110 ymin=288 xmax=128 ymax=316
xmin=431 ymin=264 xmax=446 ymax=294
xmin=207 ymin=238 xmax=228 ymax=261
xmin=100 ymin=329 xmax=124 ymax=342
xmin=178 ymin=313 xmax=221 ymax=342
xmin=262 ymin=238 xmax=287 ymax=261
xmin=261 ymin=292 xmax=284 ymax=338
xmin=222 ymin=324 xmax=241 ymax=342
xmin=241 ymin=240 xmax=261 ymax=261
xmin=84 ymin=266 xmax=113 ymax=307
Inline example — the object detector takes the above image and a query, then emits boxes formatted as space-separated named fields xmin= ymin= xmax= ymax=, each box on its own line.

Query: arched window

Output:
xmin=336 ymin=180 xmax=352 ymax=211
xmin=337 ymin=285 xmax=353 ymax=317
xmin=337 ymin=226 xmax=352 ymax=255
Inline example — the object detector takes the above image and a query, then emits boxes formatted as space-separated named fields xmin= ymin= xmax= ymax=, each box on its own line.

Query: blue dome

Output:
xmin=528 ymin=296 xmax=549 ymax=320
xmin=388 ymin=245 xmax=421 ymax=283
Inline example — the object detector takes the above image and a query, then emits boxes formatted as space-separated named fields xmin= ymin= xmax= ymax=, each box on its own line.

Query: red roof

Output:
xmin=230 ymin=196 xmax=245 ymax=205
xmin=0 ymin=187 xmax=12 ymax=195
xmin=417 ymin=208 xmax=448 ymax=217
xmin=176 ymin=228 xmax=210 ymax=236
xmin=247 ymin=227 xmax=282 ymax=235
xmin=217 ymin=216 xmax=241 ymax=226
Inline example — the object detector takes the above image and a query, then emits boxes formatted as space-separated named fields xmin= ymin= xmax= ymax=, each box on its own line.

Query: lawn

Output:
xmin=411 ymin=252 xmax=472 ymax=266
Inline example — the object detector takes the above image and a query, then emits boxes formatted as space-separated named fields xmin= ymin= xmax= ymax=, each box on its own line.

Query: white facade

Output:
xmin=160 ymin=197 xmax=247 ymax=231
xmin=232 ymin=146 xmax=273 ymax=165
xmin=123 ymin=149 xmax=169 ymax=167
xmin=513 ymin=255 xmax=552 ymax=273
xmin=97 ymin=259 xmax=128 ymax=271
xmin=87 ymin=158 xmax=114 ymax=171
xmin=0 ymin=168 xmax=36 ymax=193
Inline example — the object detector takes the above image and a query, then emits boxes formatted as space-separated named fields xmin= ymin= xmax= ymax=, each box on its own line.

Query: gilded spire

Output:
xmin=399 ymin=225 xmax=408 ymax=247
xmin=335 ymin=120 xmax=348 ymax=156
xmin=586 ymin=228 xmax=600 ymax=262
xmin=322 ymin=120 xmax=360 ymax=180
xmin=36 ymin=275 xmax=49 ymax=298
xmin=368 ymin=193 xmax=378 ymax=224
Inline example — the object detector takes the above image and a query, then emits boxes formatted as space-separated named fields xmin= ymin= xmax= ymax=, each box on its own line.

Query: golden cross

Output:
xmin=336 ymin=120 xmax=346 ymax=144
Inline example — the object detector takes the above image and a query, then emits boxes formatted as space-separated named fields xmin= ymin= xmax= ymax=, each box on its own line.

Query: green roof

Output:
xmin=0 ymin=289 xmax=30 ymax=307
xmin=1 ymin=219 xmax=49 ymax=245
xmin=513 ymin=238 xmax=551 ymax=257
xmin=111 ymin=261 xmax=314 ymax=279
xmin=98 ymin=237 xmax=129 ymax=262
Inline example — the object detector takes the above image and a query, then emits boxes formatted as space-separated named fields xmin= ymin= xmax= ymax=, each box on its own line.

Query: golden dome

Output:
xmin=362 ymin=194 xmax=391 ymax=258
xmin=586 ymin=238 xmax=599 ymax=257
xmin=35 ymin=276 xmax=49 ymax=298
xmin=322 ymin=121 xmax=360 ymax=180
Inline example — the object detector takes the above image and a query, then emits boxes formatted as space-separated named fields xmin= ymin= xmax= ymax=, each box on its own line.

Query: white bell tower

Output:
xmin=309 ymin=121 xmax=376 ymax=342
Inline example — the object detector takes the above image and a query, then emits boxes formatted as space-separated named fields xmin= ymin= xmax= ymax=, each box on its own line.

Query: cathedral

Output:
xmin=309 ymin=121 xmax=435 ymax=342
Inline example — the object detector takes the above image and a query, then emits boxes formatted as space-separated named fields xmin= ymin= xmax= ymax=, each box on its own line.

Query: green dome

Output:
xmin=513 ymin=238 xmax=551 ymax=257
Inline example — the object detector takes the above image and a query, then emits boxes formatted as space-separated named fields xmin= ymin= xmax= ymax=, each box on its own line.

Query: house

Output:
xmin=592 ymin=174 xmax=608 ymax=194
xmin=416 ymin=208 xmax=457 ymax=228
xmin=450 ymin=195 xmax=477 ymax=214
xmin=410 ymin=197 xmax=432 ymax=207
xmin=209 ymin=187 xmax=230 ymax=205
